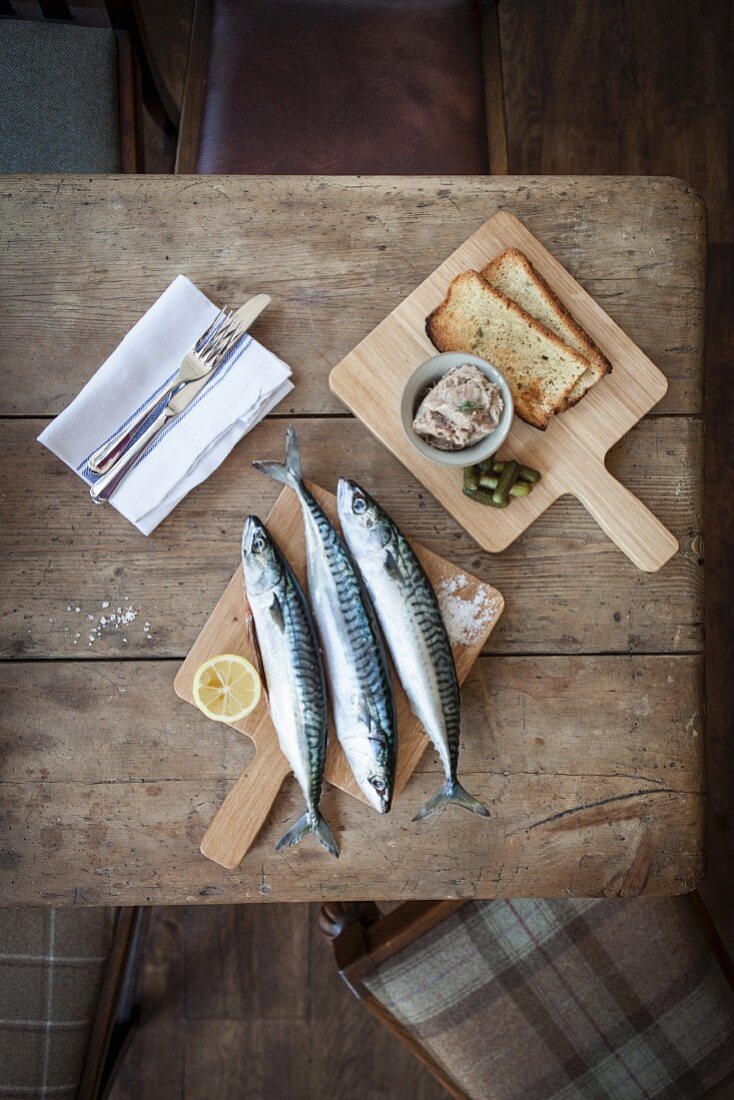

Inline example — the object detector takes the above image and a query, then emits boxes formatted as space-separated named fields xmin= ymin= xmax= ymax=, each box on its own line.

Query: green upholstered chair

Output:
xmin=0 ymin=19 xmax=124 ymax=173
xmin=322 ymin=897 xmax=734 ymax=1099
xmin=0 ymin=1 xmax=177 ymax=173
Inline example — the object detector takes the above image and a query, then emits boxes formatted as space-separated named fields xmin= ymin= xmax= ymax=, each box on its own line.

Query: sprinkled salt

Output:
xmin=436 ymin=573 xmax=501 ymax=646
xmin=61 ymin=600 xmax=145 ymax=650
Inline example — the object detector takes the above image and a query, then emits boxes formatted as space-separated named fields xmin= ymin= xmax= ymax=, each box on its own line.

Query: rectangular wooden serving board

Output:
xmin=174 ymin=482 xmax=504 ymax=869
xmin=329 ymin=211 xmax=678 ymax=572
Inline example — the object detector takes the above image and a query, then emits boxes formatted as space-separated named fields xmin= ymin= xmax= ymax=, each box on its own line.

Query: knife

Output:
xmin=89 ymin=294 xmax=271 ymax=505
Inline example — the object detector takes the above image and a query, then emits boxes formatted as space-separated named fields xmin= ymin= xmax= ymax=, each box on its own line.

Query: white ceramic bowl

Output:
xmin=400 ymin=351 xmax=514 ymax=467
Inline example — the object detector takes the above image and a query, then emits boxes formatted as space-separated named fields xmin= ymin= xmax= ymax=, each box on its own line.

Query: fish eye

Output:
xmin=353 ymin=496 xmax=367 ymax=515
xmin=370 ymin=776 xmax=386 ymax=793
xmin=252 ymin=536 xmax=266 ymax=553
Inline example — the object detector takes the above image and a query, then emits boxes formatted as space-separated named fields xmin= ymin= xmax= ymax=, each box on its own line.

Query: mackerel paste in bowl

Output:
xmin=401 ymin=351 xmax=514 ymax=467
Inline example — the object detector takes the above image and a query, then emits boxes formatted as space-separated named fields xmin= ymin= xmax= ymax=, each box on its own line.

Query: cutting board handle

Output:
xmin=200 ymin=740 xmax=291 ymax=870
xmin=570 ymin=462 xmax=678 ymax=572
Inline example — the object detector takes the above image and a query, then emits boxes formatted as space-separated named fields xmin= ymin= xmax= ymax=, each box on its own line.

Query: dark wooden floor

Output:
xmin=114 ymin=1 xmax=733 ymax=1096
xmin=109 ymin=906 xmax=445 ymax=1099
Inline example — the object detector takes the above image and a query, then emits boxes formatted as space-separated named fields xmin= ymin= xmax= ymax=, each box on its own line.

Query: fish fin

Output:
xmin=268 ymin=592 xmax=285 ymax=633
xmin=413 ymin=779 xmax=490 ymax=822
xmin=275 ymin=812 xmax=310 ymax=851
xmin=383 ymin=550 xmax=402 ymax=584
xmin=244 ymin=604 xmax=269 ymax=705
xmin=252 ymin=426 xmax=302 ymax=490
xmin=275 ymin=810 xmax=339 ymax=858
xmin=311 ymin=813 xmax=339 ymax=858
xmin=284 ymin=424 xmax=302 ymax=480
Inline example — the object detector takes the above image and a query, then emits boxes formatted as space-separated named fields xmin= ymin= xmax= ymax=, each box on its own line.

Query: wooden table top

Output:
xmin=0 ymin=175 xmax=705 ymax=906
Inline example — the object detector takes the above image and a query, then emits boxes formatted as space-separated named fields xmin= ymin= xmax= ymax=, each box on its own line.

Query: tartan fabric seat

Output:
xmin=0 ymin=907 xmax=116 ymax=1098
xmin=361 ymin=898 xmax=734 ymax=1100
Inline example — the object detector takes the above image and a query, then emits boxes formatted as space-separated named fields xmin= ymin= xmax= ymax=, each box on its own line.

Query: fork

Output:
xmin=89 ymin=310 xmax=248 ymax=505
xmin=88 ymin=308 xmax=240 ymax=475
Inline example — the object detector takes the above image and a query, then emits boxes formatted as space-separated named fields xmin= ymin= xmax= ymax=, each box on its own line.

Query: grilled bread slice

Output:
xmin=481 ymin=248 xmax=611 ymax=410
xmin=426 ymin=271 xmax=590 ymax=429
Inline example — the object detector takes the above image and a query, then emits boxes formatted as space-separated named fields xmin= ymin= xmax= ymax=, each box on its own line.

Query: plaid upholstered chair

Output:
xmin=321 ymin=897 xmax=734 ymax=1099
xmin=0 ymin=907 xmax=146 ymax=1099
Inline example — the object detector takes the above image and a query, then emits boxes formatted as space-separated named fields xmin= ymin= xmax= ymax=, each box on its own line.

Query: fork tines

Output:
xmin=197 ymin=308 xmax=246 ymax=369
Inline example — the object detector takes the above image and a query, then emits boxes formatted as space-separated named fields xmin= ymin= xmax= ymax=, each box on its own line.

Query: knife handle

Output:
xmin=90 ymin=406 xmax=169 ymax=504
xmin=88 ymin=382 xmax=181 ymax=474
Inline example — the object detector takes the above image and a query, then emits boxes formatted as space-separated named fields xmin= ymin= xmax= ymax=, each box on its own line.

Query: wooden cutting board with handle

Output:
xmin=329 ymin=211 xmax=678 ymax=572
xmin=174 ymin=481 xmax=504 ymax=869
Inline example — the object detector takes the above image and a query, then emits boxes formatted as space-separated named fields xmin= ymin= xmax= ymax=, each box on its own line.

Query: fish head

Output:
xmin=242 ymin=515 xmax=283 ymax=596
xmin=365 ymin=770 xmax=392 ymax=814
xmin=348 ymin=732 xmax=393 ymax=814
xmin=337 ymin=479 xmax=394 ymax=557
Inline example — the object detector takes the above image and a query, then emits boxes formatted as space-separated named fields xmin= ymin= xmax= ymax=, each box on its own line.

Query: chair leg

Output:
xmin=78 ymin=907 xmax=149 ymax=1100
xmin=480 ymin=0 xmax=509 ymax=174
xmin=319 ymin=901 xmax=381 ymax=943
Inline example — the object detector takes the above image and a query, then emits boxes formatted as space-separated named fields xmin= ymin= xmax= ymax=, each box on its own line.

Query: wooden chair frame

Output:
xmin=320 ymin=900 xmax=470 ymax=1099
xmin=78 ymin=906 xmax=148 ymax=1100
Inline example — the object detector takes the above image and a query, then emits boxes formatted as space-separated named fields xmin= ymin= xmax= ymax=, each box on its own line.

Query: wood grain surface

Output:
xmin=0 ymin=655 xmax=704 ymax=904
xmin=0 ymin=177 xmax=703 ymax=416
xmin=330 ymin=210 xmax=677 ymax=568
xmin=0 ymin=175 xmax=705 ymax=905
xmin=173 ymin=480 xmax=503 ymax=868
xmin=0 ymin=417 xmax=703 ymax=660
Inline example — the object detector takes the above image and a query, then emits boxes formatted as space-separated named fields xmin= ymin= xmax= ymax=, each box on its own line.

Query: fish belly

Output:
xmin=363 ymin=563 xmax=455 ymax=774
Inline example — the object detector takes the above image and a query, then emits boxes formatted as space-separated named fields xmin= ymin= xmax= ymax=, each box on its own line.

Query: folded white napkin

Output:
xmin=38 ymin=275 xmax=293 ymax=535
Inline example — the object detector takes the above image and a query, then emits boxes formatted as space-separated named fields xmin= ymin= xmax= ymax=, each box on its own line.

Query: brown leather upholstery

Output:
xmin=195 ymin=0 xmax=489 ymax=174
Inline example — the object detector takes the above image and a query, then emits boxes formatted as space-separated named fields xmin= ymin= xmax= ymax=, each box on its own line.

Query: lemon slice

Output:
xmin=193 ymin=654 xmax=261 ymax=723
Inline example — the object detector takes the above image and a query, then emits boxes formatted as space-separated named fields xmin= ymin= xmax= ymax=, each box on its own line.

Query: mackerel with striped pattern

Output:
xmin=338 ymin=479 xmax=489 ymax=822
xmin=242 ymin=514 xmax=337 ymax=856
xmin=253 ymin=428 xmax=396 ymax=814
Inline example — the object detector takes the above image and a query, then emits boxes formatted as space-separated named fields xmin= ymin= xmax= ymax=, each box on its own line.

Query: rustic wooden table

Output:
xmin=0 ymin=175 xmax=705 ymax=906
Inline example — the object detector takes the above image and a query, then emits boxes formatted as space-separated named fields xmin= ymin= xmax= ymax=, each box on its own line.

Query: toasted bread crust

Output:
xmin=426 ymin=271 xmax=591 ymax=430
xmin=481 ymin=248 xmax=611 ymax=411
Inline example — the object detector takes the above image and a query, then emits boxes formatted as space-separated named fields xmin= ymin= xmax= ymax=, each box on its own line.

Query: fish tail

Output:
xmin=413 ymin=779 xmax=490 ymax=822
xmin=275 ymin=809 xmax=339 ymax=858
xmin=311 ymin=812 xmax=339 ymax=858
xmin=253 ymin=425 xmax=302 ymax=490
